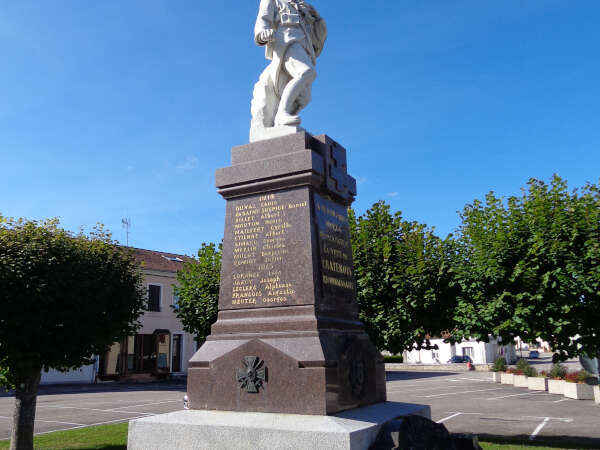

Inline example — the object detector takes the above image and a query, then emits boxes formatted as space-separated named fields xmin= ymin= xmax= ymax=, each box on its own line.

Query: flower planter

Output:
xmin=513 ymin=375 xmax=528 ymax=388
xmin=528 ymin=377 xmax=548 ymax=391
xmin=594 ymin=386 xmax=600 ymax=405
xmin=548 ymin=379 xmax=565 ymax=395
xmin=564 ymin=382 xmax=594 ymax=400
xmin=500 ymin=373 xmax=515 ymax=384
xmin=491 ymin=372 xmax=502 ymax=383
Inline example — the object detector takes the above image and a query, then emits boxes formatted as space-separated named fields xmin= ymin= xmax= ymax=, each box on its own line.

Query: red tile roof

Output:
xmin=128 ymin=247 xmax=193 ymax=273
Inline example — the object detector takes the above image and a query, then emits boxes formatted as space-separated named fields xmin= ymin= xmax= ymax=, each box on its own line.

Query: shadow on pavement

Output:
xmin=478 ymin=433 xmax=600 ymax=449
xmin=386 ymin=371 xmax=461 ymax=381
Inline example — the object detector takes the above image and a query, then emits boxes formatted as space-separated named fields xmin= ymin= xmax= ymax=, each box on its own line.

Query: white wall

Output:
xmin=141 ymin=269 xmax=197 ymax=373
xmin=404 ymin=338 xmax=517 ymax=365
xmin=41 ymin=268 xmax=197 ymax=385
xmin=41 ymin=364 xmax=96 ymax=385
xmin=404 ymin=339 xmax=454 ymax=364
xmin=455 ymin=340 xmax=492 ymax=364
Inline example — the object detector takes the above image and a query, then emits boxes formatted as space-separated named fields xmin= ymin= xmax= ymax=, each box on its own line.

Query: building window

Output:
xmin=173 ymin=294 xmax=180 ymax=311
xmin=148 ymin=285 xmax=161 ymax=312
xmin=462 ymin=347 xmax=474 ymax=359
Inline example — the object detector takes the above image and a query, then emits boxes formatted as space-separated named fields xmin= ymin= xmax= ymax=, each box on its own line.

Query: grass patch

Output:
xmin=383 ymin=355 xmax=404 ymax=363
xmin=0 ymin=423 xmax=127 ymax=450
xmin=1 ymin=423 xmax=597 ymax=450
xmin=481 ymin=443 xmax=566 ymax=450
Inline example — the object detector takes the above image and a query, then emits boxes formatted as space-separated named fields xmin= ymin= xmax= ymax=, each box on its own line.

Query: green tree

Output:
xmin=454 ymin=175 xmax=600 ymax=360
xmin=0 ymin=217 xmax=146 ymax=450
xmin=173 ymin=243 xmax=222 ymax=346
xmin=0 ymin=359 xmax=10 ymax=390
xmin=349 ymin=201 xmax=458 ymax=354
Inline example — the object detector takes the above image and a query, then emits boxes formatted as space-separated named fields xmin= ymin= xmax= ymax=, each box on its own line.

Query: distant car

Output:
xmin=447 ymin=355 xmax=473 ymax=364
xmin=529 ymin=350 xmax=540 ymax=359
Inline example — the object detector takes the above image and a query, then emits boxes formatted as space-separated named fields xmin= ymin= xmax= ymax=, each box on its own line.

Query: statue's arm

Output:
xmin=254 ymin=0 xmax=276 ymax=45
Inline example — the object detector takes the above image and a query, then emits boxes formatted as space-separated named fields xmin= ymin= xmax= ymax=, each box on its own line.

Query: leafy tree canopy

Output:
xmin=0 ymin=216 xmax=147 ymax=385
xmin=453 ymin=175 xmax=600 ymax=360
xmin=173 ymin=242 xmax=222 ymax=346
xmin=0 ymin=216 xmax=146 ymax=448
xmin=0 ymin=359 xmax=11 ymax=390
xmin=349 ymin=201 xmax=458 ymax=354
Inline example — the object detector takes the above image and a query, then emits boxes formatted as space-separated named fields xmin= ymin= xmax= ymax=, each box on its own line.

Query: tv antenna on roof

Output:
xmin=121 ymin=218 xmax=131 ymax=247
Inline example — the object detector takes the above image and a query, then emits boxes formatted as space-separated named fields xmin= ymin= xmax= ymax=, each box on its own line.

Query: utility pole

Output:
xmin=121 ymin=218 xmax=131 ymax=247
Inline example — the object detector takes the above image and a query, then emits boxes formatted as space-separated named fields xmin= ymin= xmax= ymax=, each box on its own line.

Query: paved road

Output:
xmin=0 ymin=382 xmax=186 ymax=440
xmin=1 ymin=373 xmax=599 ymax=446
xmin=514 ymin=352 xmax=584 ymax=373
xmin=387 ymin=371 xmax=600 ymax=446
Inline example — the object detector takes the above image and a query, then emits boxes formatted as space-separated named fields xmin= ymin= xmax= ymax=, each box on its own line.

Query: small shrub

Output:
xmin=539 ymin=370 xmax=548 ymax=378
xmin=564 ymin=372 xmax=578 ymax=383
xmin=523 ymin=366 xmax=538 ymax=377
xmin=566 ymin=370 xmax=594 ymax=384
xmin=491 ymin=357 xmax=507 ymax=372
xmin=548 ymin=363 xmax=567 ymax=380
xmin=384 ymin=355 xmax=403 ymax=363
xmin=516 ymin=358 xmax=530 ymax=371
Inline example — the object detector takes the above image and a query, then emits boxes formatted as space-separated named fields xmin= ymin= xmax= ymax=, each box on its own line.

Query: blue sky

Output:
xmin=1 ymin=1 xmax=599 ymax=256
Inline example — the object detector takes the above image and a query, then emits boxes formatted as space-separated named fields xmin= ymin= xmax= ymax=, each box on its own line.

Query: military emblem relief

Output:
xmin=349 ymin=358 xmax=367 ymax=398
xmin=236 ymin=356 xmax=268 ymax=393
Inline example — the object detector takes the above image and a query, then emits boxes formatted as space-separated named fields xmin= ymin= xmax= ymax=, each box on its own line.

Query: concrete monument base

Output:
xmin=249 ymin=124 xmax=305 ymax=143
xmin=128 ymin=402 xmax=430 ymax=450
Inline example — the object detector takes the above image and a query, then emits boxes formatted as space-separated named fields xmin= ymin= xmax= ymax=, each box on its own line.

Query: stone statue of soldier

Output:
xmin=250 ymin=0 xmax=327 ymax=142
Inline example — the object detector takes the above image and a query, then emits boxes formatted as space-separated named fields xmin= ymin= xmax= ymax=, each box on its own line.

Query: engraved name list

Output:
xmin=222 ymin=189 xmax=311 ymax=309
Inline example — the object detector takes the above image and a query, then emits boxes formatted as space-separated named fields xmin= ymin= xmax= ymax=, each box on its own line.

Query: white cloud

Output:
xmin=356 ymin=176 xmax=368 ymax=185
xmin=176 ymin=156 xmax=199 ymax=172
xmin=387 ymin=192 xmax=399 ymax=197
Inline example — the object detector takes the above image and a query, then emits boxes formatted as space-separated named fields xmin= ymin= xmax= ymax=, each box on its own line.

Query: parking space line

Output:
xmin=33 ymin=416 xmax=149 ymax=437
xmin=522 ymin=416 xmax=573 ymax=423
xmin=454 ymin=378 xmax=489 ymax=382
xmin=485 ymin=391 xmax=546 ymax=400
xmin=424 ymin=388 xmax=503 ymax=398
xmin=0 ymin=416 xmax=85 ymax=426
xmin=107 ymin=400 xmax=180 ymax=411
xmin=529 ymin=417 xmax=550 ymax=441
xmin=436 ymin=412 xmax=462 ymax=424
xmin=387 ymin=381 xmax=448 ymax=387
xmin=111 ymin=410 xmax=168 ymax=415
xmin=388 ymin=377 xmax=460 ymax=384
xmin=539 ymin=398 xmax=569 ymax=404
xmin=36 ymin=405 xmax=152 ymax=415
xmin=387 ymin=385 xmax=460 ymax=393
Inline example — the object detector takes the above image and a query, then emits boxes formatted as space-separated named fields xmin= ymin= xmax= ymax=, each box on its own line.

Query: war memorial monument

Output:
xmin=128 ymin=1 xmax=430 ymax=448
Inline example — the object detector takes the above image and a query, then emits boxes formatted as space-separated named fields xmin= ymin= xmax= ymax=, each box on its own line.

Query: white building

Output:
xmin=41 ymin=248 xmax=197 ymax=385
xmin=403 ymin=337 xmax=517 ymax=365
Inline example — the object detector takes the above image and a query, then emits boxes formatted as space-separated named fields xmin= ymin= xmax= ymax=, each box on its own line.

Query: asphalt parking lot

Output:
xmin=1 ymin=373 xmax=599 ymax=446
xmin=0 ymin=382 xmax=186 ymax=440
xmin=387 ymin=371 xmax=600 ymax=446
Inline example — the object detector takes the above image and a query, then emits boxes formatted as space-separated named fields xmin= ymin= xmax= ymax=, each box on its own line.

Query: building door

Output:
xmin=172 ymin=334 xmax=183 ymax=373
xmin=135 ymin=334 xmax=157 ymax=372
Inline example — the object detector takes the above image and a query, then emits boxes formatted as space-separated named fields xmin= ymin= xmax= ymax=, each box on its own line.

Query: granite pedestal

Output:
xmin=127 ymin=402 xmax=431 ymax=450
xmin=129 ymin=132 xmax=414 ymax=450
xmin=187 ymin=132 xmax=387 ymax=415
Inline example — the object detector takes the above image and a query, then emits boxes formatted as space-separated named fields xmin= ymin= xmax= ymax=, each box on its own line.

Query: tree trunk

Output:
xmin=10 ymin=370 xmax=41 ymax=450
